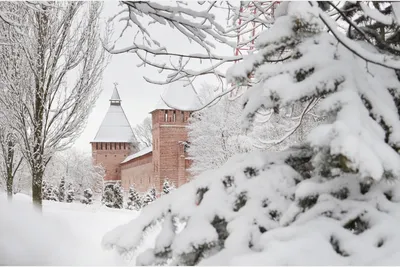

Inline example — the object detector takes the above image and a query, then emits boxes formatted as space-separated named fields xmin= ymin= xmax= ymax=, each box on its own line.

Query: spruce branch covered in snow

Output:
xmin=103 ymin=2 xmax=400 ymax=265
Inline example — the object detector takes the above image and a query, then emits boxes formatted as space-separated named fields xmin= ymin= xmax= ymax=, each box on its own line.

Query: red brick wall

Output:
xmin=151 ymin=109 xmax=192 ymax=192
xmin=120 ymin=152 xmax=153 ymax=193
xmin=91 ymin=142 xmax=131 ymax=181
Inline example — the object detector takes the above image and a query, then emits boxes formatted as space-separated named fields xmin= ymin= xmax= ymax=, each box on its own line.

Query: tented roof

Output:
xmin=92 ymin=88 xmax=134 ymax=143
xmin=151 ymin=80 xmax=203 ymax=112
xmin=110 ymin=86 xmax=121 ymax=101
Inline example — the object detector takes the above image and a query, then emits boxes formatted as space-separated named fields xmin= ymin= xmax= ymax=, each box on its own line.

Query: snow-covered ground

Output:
xmin=0 ymin=193 xmax=146 ymax=265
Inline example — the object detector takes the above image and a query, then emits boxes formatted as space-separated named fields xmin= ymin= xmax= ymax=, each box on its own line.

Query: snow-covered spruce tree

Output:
xmin=127 ymin=185 xmax=142 ymax=210
xmin=45 ymin=184 xmax=58 ymax=202
xmin=66 ymin=190 xmax=74 ymax=203
xmin=65 ymin=182 xmax=74 ymax=203
xmin=102 ymin=184 xmax=115 ymax=208
xmin=113 ymin=182 xmax=124 ymax=209
xmin=58 ymin=177 xmax=66 ymax=202
xmin=162 ymin=179 xmax=175 ymax=195
xmin=142 ymin=188 xmax=156 ymax=208
xmin=81 ymin=188 xmax=93 ymax=205
xmin=103 ymin=2 xmax=400 ymax=265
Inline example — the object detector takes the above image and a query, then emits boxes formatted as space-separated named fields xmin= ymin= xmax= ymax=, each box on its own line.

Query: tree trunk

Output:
xmin=31 ymin=6 xmax=47 ymax=211
xmin=6 ymin=169 xmax=12 ymax=200
xmin=32 ymin=169 xmax=43 ymax=211
xmin=6 ymin=138 xmax=15 ymax=201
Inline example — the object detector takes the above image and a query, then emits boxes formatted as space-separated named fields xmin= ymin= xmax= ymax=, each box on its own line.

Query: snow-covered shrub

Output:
xmin=66 ymin=190 xmax=74 ymax=203
xmin=127 ymin=185 xmax=142 ymax=210
xmin=102 ymin=185 xmax=114 ymax=208
xmin=45 ymin=184 xmax=58 ymax=202
xmin=142 ymin=188 xmax=156 ymax=208
xmin=113 ymin=182 xmax=123 ymax=209
xmin=162 ymin=179 xmax=175 ymax=195
xmin=102 ymin=2 xmax=400 ymax=265
xmin=66 ymin=182 xmax=74 ymax=203
xmin=58 ymin=177 xmax=66 ymax=202
xmin=81 ymin=188 xmax=93 ymax=205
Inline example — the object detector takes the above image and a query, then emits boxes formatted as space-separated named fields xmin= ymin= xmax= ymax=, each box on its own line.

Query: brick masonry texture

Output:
xmin=92 ymin=109 xmax=193 ymax=194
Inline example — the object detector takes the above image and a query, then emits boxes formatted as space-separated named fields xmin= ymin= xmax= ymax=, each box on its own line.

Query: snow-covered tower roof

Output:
xmin=151 ymin=80 xmax=203 ymax=112
xmin=92 ymin=85 xmax=134 ymax=143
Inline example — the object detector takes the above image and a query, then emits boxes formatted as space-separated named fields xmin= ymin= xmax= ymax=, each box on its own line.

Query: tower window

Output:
xmin=119 ymin=143 xmax=121 ymax=149
xmin=96 ymin=143 xmax=98 ymax=150
xmin=101 ymin=143 xmax=103 ymax=150
xmin=164 ymin=110 xmax=168 ymax=122
xmin=124 ymin=143 xmax=126 ymax=149
xmin=173 ymin=111 xmax=176 ymax=122
xmin=181 ymin=111 xmax=184 ymax=122
xmin=105 ymin=143 xmax=108 ymax=150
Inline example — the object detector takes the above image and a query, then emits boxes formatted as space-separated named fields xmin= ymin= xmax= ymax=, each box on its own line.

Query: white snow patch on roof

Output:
xmin=92 ymin=104 xmax=134 ymax=143
xmin=121 ymin=146 xmax=153 ymax=164
xmin=152 ymin=80 xmax=203 ymax=112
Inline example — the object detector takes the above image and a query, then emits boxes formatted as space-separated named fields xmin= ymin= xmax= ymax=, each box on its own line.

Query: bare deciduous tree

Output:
xmin=0 ymin=2 xmax=28 ymax=199
xmin=0 ymin=2 xmax=108 ymax=209
xmin=133 ymin=117 xmax=152 ymax=149
xmin=106 ymin=2 xmax=278 ymax=87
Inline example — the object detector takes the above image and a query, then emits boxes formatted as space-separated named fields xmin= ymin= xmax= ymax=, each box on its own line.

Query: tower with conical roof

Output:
xmin=150 ymin=80 xmax=202 ymax=192
xmin=91 ymin=84 xmax=137 ymax=183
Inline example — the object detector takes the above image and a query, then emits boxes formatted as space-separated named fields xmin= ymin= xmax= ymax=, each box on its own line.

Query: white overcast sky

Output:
xmin=73 ymin=1 xmax=235 ymax=153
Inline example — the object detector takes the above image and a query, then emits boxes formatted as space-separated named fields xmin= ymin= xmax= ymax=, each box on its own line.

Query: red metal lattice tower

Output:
xmin=230 ymin=1 xmax=280 ymax=97
xmin=235 ymin=1 xmax=280 ymax=57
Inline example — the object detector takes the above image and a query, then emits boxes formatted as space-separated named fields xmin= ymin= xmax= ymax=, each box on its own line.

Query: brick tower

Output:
xmin=91 ymin=85 xmax=136 ymax=183
xmin=150 ymin=81 xmax=202 ymax=192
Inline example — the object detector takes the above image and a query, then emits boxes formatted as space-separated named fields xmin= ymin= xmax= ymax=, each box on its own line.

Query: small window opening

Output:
xmin=100 ymin=143 xmax=103 ymax=150
xmin=173 ymin=111 xmax=176 ymax=122
xmin=164 ymin=110 xmax=168 ymax=122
